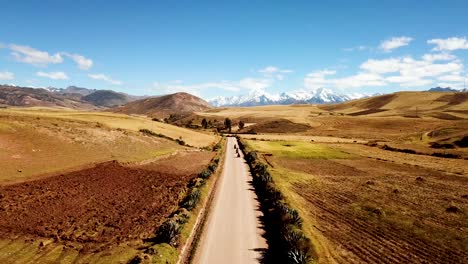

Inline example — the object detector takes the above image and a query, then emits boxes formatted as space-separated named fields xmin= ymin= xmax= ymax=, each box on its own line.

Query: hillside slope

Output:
xmin=319 ymin=91 xmax=468 ymax=119
xmin=0 ymin=85 xmax=95 ymax=109
xmin=113 ymin=92 xmax=212 ymax=117
xmin=82 ymin=90 xmax=135 ymax=107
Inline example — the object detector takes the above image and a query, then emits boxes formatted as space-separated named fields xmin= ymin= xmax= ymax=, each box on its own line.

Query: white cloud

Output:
xmin=239 ymin=78 xmax=272 ymax=90
xmin=428 ymin=37 xmax=468 ymax=51
xmin=88 ymin=73 xmax=122 ymax=85
xmin=6 ymin=43 xmax=92 ymax=70
xmin=307 ymin=69 xmax=337 ymax=78
xmin=305 ymin=70 xmax=385 ymax=90
xmin=0 ymin=71 xmax=14 ymax=80
xmin=258 ymin=66 xmax=292 ymax=74
xmin=343 ymin=45 xmax=369 ymax=52
xmin=379 ymin=36 xmax=413 ymax=52
xmin=385 ymin=75 xmax=433 ymax=87
xmin=422 ymin=53 xmax=456 ymax=62
xmin=10 ymin=44 xmax=63 ymax=66
xmin=437 ymin=74 xmax=465 ymax=82
xmin=258 ymin=66 xmax=292 ymax=80
xmin=152 ymin=77 xmax=272 ymax=95
xmin=305 ymin=52 xmax=464 ymax=90
xmin=36 ymin=71 xmax=69 ymax=80
xmin=62 ymin=53 xmax=93 ymax=70
xmin=360 ymin=58 xmax=403 ymax=73
xmin=360 ymin=56 xmax=463 ymax=78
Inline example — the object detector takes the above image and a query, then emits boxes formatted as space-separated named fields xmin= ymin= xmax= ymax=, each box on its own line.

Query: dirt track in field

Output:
xmin=274 ymin=156 xmax=468 ymax=263
xmin=0 ymin=152 xmax=213 ymax=252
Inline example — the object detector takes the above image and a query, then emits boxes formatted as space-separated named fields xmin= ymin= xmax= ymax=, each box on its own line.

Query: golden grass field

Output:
xmin=0 ymin=108 xmax=215 ymax=184
xmin=244 ymin=139 xmax=468 ymax=263
xmin=2 ymin=107 xmax=218 ymax=147
xmin=0 ymin=107 xmax=218 ymax=181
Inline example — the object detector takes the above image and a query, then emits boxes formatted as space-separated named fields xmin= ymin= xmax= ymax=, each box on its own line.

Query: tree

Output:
xmin=239 ymin=120 xmax=245 ymax=130
xmin=201 ymin=118 xmax=208 ymax=129
xmin=224 ymin=118 xmax=232 ymax=133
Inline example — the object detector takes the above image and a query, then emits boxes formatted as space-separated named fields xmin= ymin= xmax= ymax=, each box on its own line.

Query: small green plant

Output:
xmin=287 ymin=248 xmax=310 ymax=264
xmin=208 ymin=162 xmax=218 ymax=172
xmin=181 ymin=189 xmax=201 ymax=210
xmin=239 ymin=120 xmax=245 ymax=130
xmin=156 ymin=219 xmax=182 ymax=246
xmin=199 ymin=169 xmax=212 ymax=179
xmin=174 ymin=208 xmax=191 ymax=224
xmin=212 ymin=142 xmax=221 ymax=151
xmin=176 ymin=138 xmax=186 ymax=145
xmin=201 ymin=118 xmax=208 ymax=129
xmin=245 ymin=151 xmax=257 ymax=163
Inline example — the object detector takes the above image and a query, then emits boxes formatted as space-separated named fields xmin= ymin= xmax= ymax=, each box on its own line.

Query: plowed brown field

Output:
xmin=274 ymin=156 xmax=468 ymax=263
xmin=0 ymin=152 xmax=214 ymax=253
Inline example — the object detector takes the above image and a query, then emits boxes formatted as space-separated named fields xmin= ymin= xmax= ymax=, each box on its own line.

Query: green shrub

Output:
xmin=174 ymin=208 xmax=191 ymax=224
xmin=139 ymin=128 xmax=156 ymax=136
xmin=287 ymin=209 xmax=303 ymax=227
xmin=176 ymin=139 xmax=186 ymax=145
xmin=181 ymin=189 xmax=201 ymax=210
xmin=245 ymin=151 xmax=257 ymax=164
xmin=199 ymin=169 xmax=212 ymax=179
xmin=212 ymin=143 xmax=221 ymax=151
xmin=287 ymin=248 xmax=310 ymax=264
xmin=254 ymin=163 xmax=268 ymax=175
xmin=156 ymin=219 xmax=182 ymax=246
xmin=208 ymin=162 xmax=218 ymax=172
xmin=189 ymin=178 xmax=206 ymax=188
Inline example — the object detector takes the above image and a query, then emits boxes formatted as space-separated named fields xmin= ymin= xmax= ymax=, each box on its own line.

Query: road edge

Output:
xmin=176 ymin=137 xmax=227 ymax=264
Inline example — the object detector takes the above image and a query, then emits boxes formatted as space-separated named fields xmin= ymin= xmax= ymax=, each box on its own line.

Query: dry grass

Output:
xmin=0 ymin=110 xmax=185 ymax=184
xmin=246 ymin=139 xmax=468 ymax=264
xmin=1 ymin=107 xmax=218 ymax=147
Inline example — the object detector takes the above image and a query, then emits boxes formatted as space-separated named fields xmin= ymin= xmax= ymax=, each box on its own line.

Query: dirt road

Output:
xmin=193 ymin=137 xmax=267 ymax=264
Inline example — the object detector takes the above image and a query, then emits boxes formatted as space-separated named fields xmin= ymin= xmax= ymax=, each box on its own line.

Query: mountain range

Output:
xmin=208 ymin=88 xmax=369 ymax=107
xmin=208 ymin=87 xmax=468 ymax=107
xmin=1 ymin=84 xmax=466 ymax=111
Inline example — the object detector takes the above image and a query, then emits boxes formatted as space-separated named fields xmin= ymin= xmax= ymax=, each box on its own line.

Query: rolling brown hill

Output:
xmin=81 ymin=90 xmax=136 ymax=107
xmin=319 ymin=91 xmax=468 ymax=119
xmin=112 ymin=92 xmax=212 ymax=118
xmin=0 ymin=85 xmax=96 ymax=109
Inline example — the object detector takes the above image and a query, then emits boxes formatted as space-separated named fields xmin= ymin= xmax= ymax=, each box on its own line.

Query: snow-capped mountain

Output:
xmin=45 ymin=86 xmax=97 ymax=96
xmin=208 ymin=88 xmax=367 ymax=107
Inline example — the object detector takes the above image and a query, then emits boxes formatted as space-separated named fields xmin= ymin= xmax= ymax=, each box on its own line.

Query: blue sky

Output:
xmin=1 ymin=0 xmax=468 ymax=99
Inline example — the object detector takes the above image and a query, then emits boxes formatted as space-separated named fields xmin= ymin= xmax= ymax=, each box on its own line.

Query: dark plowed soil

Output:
xmin=0 ymin=157 xmax=209 ymax=250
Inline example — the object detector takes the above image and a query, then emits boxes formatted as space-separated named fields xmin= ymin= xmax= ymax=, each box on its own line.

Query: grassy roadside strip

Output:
xmin=236 ymin=136 xmax=315 ymax=264
xmin=128 ymin=138 xmax=226 ymax=264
